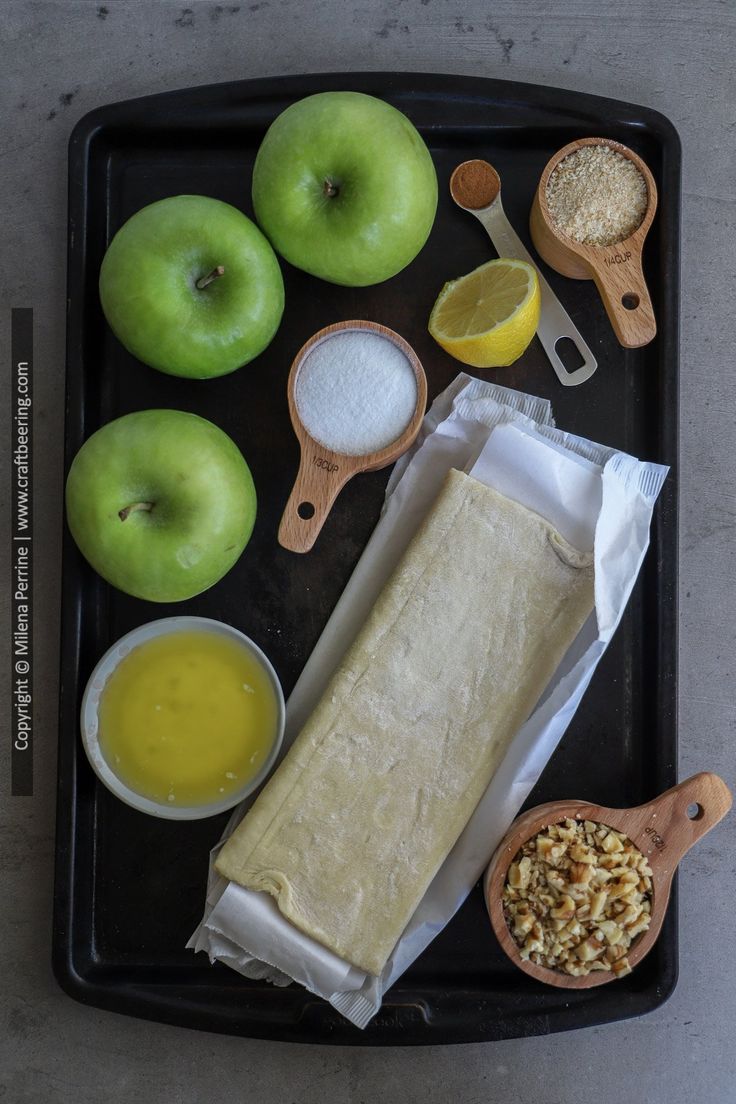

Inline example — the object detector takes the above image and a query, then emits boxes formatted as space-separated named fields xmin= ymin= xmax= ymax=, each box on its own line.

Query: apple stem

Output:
xmin=323 ymin=178 xmax=339 ymax=198
xmin=119 ymin=501 xmax=154 ymax=522
xmin=195 ymin=265 xmax=225 ymax=290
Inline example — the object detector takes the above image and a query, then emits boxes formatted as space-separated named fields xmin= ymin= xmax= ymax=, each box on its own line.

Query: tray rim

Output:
xmin=54 ymin=69 xmax=681 ymax=1046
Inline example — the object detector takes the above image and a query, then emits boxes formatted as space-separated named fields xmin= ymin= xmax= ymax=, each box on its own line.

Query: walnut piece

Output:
xmin=502 ymin=818 xmax=653 ymax=979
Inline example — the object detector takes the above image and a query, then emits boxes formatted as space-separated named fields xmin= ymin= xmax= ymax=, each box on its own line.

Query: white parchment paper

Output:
xmin=189 ymin=374 xmax=668 ymax=1029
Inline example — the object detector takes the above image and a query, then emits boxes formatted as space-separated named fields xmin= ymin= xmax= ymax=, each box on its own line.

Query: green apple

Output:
xmin=252 ymin=92 xmax=438 ymax=286
xmin=65 ymin=409 xmax=256 ymax=602
xmin=99 ymin=195 xmax=284 ymax=379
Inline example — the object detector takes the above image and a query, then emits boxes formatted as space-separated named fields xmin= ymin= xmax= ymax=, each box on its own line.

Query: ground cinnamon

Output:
xmin=450 ymin=160 xmax=500 ymax=209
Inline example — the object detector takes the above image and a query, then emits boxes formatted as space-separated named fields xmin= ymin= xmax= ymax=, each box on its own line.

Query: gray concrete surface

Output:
xmin=1 ymin=1 xmax=734 ymax=1101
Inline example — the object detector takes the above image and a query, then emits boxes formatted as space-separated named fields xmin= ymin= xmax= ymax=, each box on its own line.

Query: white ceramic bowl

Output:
xmin=80 ymin=616 xmax=285 ymax=820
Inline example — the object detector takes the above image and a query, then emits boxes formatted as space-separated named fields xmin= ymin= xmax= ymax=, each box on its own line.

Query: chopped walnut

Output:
xmin=502 ymin=818 xmax=653 ymax=979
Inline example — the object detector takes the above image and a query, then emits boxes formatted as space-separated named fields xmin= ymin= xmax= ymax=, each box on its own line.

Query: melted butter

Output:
xmin=98 ymin=630 xmax=278 ymax=806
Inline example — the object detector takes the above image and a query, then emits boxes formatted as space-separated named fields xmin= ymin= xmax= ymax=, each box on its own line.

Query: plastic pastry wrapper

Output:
xmin=188 ymin=373 xmax=669 ymax=1029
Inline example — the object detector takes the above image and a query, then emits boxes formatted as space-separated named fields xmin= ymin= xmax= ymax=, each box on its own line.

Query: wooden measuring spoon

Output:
xmin=278 ymin=320 xmax=427 ymax=554
xmin=450 ymin=159 xmax=597 ymax=386
xmin=484 ymin=772 xmax=732 ymax=988
xmin=530 ymin=137 xmax=658 ymax=349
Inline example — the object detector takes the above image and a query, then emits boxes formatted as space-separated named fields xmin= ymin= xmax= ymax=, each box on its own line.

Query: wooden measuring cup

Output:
xmin=485 ymin=772 xmax=732 ymax=988
xmin=278 ymin=320 xmax=427 ymax=554
xmin=530 ymin=137 xmax=658 ymax=348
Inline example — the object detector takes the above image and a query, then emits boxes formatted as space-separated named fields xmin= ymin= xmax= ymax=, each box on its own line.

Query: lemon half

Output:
xmin=428 ymin=258 xmax=540 ymax=368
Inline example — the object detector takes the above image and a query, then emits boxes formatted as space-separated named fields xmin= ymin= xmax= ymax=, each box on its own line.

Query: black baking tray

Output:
xmin=54 ymin=72 xmax=680 ymax=1045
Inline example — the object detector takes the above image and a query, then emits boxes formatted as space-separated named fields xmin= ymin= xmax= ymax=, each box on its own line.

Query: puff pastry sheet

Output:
xmin=216 ymin=469 xmax=594 ymax=975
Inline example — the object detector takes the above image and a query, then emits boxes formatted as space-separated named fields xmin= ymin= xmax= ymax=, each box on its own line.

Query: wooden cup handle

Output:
xmin=277 ymin=441 xmax=355 ymax=554
xmin=633 ymin=772 xmax=732 ymax=873
xmin=590 ymin=252 xmax=657 ymax=349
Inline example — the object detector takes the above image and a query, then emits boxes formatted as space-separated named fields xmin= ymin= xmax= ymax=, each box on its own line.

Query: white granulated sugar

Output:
xmin=295 ymin=330 xmax=417 ymax=457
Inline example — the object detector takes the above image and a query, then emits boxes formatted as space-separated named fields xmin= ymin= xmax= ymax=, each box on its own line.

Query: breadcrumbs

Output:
xmin=546 ymin=144 xmax=648 ymax=247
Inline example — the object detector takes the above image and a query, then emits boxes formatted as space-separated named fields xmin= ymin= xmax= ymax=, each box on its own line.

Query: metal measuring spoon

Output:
xmin=450 ymin=160 xmax=597 ymax=387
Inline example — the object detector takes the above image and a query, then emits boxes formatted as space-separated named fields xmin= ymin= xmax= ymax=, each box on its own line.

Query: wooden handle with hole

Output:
xmin=277 ymin=439 xmax=359 ymax=554
xmin=621 ymin=772 xmax=732 ymax=877
xmin=589 ymin=250 xmax=657 ymax=348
